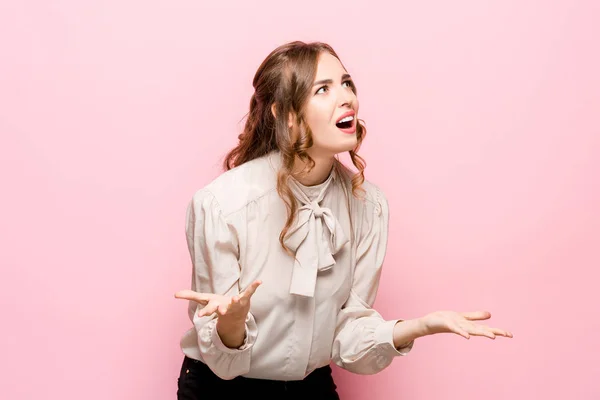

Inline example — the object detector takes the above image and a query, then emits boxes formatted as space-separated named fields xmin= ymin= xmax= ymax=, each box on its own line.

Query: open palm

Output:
xmin=174 ymin=279 xmax=262 ymax=323
xmin=422 ymin=310 xmax=513 ymax=339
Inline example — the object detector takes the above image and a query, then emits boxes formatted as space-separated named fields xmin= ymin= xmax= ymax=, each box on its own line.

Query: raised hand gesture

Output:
xmin=421 ymin=310 xmax=513 ymax=339
xmin=174 ymin=279 xmax=262 ymax=324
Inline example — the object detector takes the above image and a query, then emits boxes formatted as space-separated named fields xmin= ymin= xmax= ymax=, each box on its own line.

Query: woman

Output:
xmin=174 ymin=41 xmax=512 ymax=399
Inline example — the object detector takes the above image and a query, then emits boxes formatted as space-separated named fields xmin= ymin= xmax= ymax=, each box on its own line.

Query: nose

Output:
xmin=337 ymin=86 xmax=355 ymax=109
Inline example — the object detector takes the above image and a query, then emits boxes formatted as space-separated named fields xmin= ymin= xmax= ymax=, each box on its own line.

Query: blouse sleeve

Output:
xmin=184 ymin=189 xmax=258 ymax=380
xmin=331 ymin=183 xmax=414 ymax=374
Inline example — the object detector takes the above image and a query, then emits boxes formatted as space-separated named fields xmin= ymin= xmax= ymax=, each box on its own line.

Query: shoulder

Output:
xmin=334 ymin=161 xmax=388 ymax=216
xmin=190 ymin=153 xmax=277 ymax=217
xmin=362 ymin=179 xmax=387 ymax=208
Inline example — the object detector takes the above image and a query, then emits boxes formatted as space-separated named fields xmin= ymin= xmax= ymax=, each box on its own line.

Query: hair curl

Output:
xmin=223 ymin=41 xmax=367 ymax=253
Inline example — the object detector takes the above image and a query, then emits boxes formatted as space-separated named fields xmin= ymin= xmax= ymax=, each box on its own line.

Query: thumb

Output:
xmin=241 ymin=279 xmax=262 ymax=299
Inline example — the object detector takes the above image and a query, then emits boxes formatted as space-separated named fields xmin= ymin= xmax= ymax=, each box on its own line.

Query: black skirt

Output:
xmin=177 ymin=356 xmax=340 ymax=399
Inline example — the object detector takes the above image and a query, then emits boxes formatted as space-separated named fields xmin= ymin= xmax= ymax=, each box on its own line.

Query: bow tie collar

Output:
xmin=284 ymin=171 xmax=349 ymax=297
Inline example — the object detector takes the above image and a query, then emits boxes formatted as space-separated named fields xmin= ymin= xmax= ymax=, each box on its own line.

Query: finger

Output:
xmin=489 ymin=327 xmax=513 ymax=338
xmin=468 ymin=325 xmax=496 ymax=339
xmin=449 ymin=322 xmax=470 ymax=339
xmin=198 ymin=301 xmax=219 ymax=318
xmin=241 ymin=280 xmax=262 ymax=299
xmin=226 ymin=296 xmax=242 ymax=312
xmin=460 ymin=311 xmax=491 ymax=321
xmin=217 ymin=301 xmax=230 ymax=316
xmin=481 ymin=330 xmax=496 ymax=340
xmin=174 ymin=290 xmax=211 ymax=304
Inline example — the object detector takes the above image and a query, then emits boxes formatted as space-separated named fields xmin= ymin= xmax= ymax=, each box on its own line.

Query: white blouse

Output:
xmin=179 ymin=151 xmax=413 ymax=381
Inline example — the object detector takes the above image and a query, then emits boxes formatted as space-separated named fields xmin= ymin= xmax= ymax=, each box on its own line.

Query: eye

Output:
xmin=343 ymin=80 xmax=356 ymax=91
xmin=315 ymin=85 xmax=329 ymax=95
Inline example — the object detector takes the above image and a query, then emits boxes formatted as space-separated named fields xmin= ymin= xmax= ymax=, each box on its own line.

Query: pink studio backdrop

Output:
xmin=1 ymin=1 xmax=599 ymax=399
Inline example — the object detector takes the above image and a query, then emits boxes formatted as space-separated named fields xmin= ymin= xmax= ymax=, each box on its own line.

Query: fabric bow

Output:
xmin=284 ymin=176 xmax=349 ymax=297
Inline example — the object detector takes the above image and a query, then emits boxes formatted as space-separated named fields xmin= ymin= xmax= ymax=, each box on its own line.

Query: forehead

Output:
xmin=315 ymin=52 xmax=347 ymax=79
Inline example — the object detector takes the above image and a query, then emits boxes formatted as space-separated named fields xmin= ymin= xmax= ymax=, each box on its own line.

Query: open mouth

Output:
xmin=336 ymin=115 xmax=355 ymax=129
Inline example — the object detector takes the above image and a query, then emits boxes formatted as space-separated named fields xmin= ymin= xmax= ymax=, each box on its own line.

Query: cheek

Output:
xmin=305 ymin=103 xmax=334 ymax=134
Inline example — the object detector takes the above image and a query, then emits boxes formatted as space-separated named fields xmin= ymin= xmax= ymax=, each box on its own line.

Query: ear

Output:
xmin=271 ymin=103 xmax=277 ymax=119
xmin=272 ymin=103 xmax=295 ymax=129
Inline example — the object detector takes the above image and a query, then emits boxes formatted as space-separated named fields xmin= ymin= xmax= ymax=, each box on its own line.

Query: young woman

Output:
xmin=174 ymin=41 xmax=512 ymax=399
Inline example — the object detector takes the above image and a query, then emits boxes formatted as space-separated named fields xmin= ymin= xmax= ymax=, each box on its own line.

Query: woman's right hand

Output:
xmin=174 ymin=279 xmax=262 ymax=324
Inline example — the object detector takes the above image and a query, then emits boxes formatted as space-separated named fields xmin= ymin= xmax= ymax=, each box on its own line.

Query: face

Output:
xmin=300 ymin=52 xmax=359 ymax=157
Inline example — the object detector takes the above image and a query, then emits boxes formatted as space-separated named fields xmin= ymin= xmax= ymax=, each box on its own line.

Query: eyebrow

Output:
xmin=313 ymin=74 xmax=352 ymax=86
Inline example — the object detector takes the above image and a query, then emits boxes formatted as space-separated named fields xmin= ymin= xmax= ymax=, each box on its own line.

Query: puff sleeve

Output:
xmin=183 ymin=189 xmax=258 ymax=380
xmin=331 ymin=184 xmax=414 ymax=374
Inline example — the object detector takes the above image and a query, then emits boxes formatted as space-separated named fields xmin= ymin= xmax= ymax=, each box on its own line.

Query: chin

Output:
xmin=339 ymin=136 xmax=359 ymax=153
xmin=311 ymin=133 xmax=358 ymax=156
xmin=328 ymin=141 xmax=359 ymax=156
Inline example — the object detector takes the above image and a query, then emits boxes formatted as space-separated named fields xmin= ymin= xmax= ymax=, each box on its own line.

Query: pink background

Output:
xmin=2 ymin=1 xmax=599 ymax=399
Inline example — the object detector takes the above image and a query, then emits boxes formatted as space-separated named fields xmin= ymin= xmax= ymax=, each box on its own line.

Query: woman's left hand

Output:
xmin=421 ymin=310 xmax=513 ymax=340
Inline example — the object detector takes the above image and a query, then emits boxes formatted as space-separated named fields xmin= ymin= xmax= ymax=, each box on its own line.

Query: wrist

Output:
xmin=392 ymin=317 xmax=429 ymax=349
xmin=216 ymin=316 xmax=247 ymax=349
xmin=217 ymin=314 xmax=247 ymax=329
xmin=413 ymin=316 xmax=430 ymax=337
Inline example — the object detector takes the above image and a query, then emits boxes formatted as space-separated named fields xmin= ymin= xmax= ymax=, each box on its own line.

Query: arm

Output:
xmin=332 ymin=184 xmax=414 ymax=374
xmin=183 ymin=189 xmax=258 ymax=380
xmin=332 ymin=184 xmax=513 ymax=370
xmin=216 ymin=317 xmax=247 ymax=349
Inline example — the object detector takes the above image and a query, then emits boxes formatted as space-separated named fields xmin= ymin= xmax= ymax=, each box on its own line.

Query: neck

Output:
xmin=293 ymin=151 xmax=335 ymax=186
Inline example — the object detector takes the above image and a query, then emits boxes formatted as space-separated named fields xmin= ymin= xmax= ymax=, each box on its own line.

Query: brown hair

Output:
xmin=223 ymin=41 xmax=367 ymax=253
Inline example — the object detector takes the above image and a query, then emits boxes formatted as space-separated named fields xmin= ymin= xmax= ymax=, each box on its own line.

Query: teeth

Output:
xmin=338 ymin=116 xmax=354 ymax=123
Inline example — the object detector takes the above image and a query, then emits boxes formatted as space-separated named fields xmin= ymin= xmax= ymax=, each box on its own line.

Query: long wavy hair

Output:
xmin=223 ymin=41 xmax=367 ymax=253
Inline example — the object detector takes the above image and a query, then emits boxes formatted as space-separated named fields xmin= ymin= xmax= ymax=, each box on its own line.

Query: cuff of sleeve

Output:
xmin=209 ymin=313 xmax=258 ymax=354
xmin=374 ymin=319 xmax=414 ymax=356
